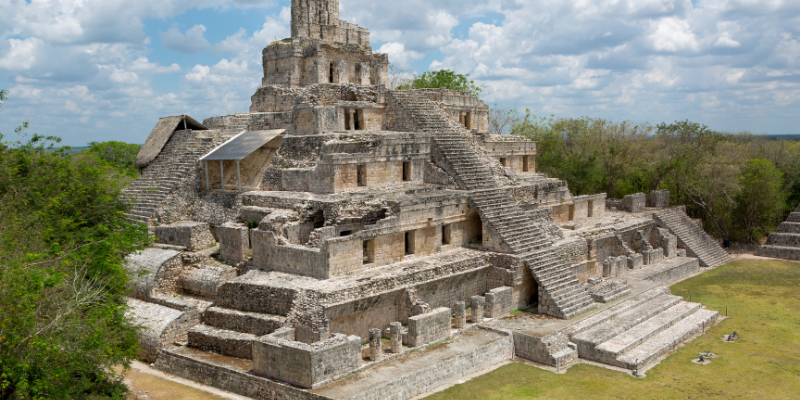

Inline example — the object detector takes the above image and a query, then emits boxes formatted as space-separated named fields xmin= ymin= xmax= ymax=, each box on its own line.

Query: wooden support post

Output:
xmin=220 ymin=160 xmax=225 ymax=192
xmin=237 ymin=160 xmax=242 ymax=193
xmin=205 ymin=161 xmax=209 ymax=190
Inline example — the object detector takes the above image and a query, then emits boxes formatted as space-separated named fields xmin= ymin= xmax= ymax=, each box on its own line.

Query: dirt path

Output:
xmin=123 ymin=360 xmax=250 ymax=400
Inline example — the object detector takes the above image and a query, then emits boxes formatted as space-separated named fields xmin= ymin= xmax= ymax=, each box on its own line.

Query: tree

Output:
xmin=80 ymin=141 xmax=142 ymax=178
xmin=488 ymin=107 xmax=519 ymax=134
xmin=734 ymin=158 xmax=785 ymax=242
xmin=397 ymin=69 xmax=484 ymax=97
xmin=0 ymin=125 xmax=148 ymax=399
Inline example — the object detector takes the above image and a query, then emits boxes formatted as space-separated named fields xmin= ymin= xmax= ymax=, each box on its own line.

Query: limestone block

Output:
xmin=240 ymin=206 xmax=272 ymax=224
xmin=485 ymin=286 xmax=513 ymax=318
xmin=154 ymin=221 xmax=215 ymax=252
xmin=218 ymin=223 xmax=250 ymax=263
xmin=179 ymin=264 xmax=237 ymax=298
xmin=126 ymin=298 xmax=200 ymax=363
xmin=621 ymin=193 xmax=646 ymax=213
xmin=662 ymin=232 xmax=678 ymax=259
xmin=471 ymin=296 xmax=485 ymax=324
xmin=369 ymin=328 xmax=383 ymax=361
xmin=627 ymin=254 xmax=643 ymax=270
xmin=407 ymin=307 xmax=451 ymax=347
xmin=646 ymin=190 xmax=670 ymax=209
xmin=252 ymin=332 xmax=361 ymax=389
xmin=454 ymin=301 xmax=466 ymax=329
xmin=126 ymin=248 xmax=184 ymax=299
xmin=390 ymin=322 xmax=402 ymax=353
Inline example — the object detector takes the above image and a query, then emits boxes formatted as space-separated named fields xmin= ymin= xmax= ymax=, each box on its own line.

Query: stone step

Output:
xmin=187 ymin=324 xmax=256 ymax=359
xmin=786 ymin=212 xmax=800 ymax=223
xmin=616 ymin=309 xmax=719 ymax=370
xmin=766 ymin=232 xmax=800 ymax=247
xmin=593 ymin=302 xmax=701 ymax=360
xmin=572 ymin=294 xmax=683 ymax=350
xmin=565 ymin=286 xmax=672 ymax=338
xmin=757 ymin=245 xmax=800 ymax=261
xmin=203 ymin=307 xmax=286 ymax=336
xmin=775 ymin=222 xmax=800 ymax=234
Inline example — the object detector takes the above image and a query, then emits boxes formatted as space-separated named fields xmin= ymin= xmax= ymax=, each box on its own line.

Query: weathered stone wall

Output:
xmin=406 ymin=307 xmax=451 ymax=347
xmin=622 ymin=193 xmax=646 ymax=213
xmin=252 ymin=333 xmax=361 ymax=389
xmin=154 ymin=347 xmax=333 ymax=400
xmin=127 ymin=248 xmax=184 ymax=300
xmin=179 ymin=264 xmax=237 ymax=298
xmin=154 ymin=221 xmax=215 ymax=251
xmin=513 ymin=331 xmax=577 ymax=367
xmin=647 ymin=190 xmax=670 ymax=209
xmin=252 ymin=230 xmax=330 ymax=278
xmin=216 ymin=273 xmax=296 ymax=315
xmin=126 ymin=298 xmax=200 ymax=363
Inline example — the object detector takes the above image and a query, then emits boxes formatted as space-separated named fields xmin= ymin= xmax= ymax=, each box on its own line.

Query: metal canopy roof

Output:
xmin=200 ymin=129 xmax=285 ymax=161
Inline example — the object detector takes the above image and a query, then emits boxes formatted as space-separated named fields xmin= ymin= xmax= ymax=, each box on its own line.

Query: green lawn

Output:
xmin=425 ymin=259 xmax=800 ymax=399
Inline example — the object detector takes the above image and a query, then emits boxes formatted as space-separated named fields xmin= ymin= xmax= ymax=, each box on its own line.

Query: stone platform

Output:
xmin=312 ymin=329 xmax=513 ymax=400
xmin=627 ymin=257 xmax=700 ymax=284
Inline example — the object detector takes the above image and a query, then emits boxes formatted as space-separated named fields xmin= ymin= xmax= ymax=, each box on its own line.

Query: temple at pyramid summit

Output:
xmin=124 ymin=1 xmax=731 ymax=398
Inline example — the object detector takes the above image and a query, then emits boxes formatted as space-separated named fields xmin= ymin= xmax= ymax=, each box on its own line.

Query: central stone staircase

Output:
xmin=653 ymin=208 xmax=730 ymax=267
xmin=388 ymin=90 xmax=595 ymax=319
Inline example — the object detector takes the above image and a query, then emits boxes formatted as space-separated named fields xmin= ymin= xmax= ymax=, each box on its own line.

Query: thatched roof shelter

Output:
xmin=135 ymin=115 xmax=208 ymax=169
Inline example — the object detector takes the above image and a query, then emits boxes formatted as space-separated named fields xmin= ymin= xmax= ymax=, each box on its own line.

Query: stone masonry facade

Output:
xmin=123 ymin=1 xmax=731 ymax=398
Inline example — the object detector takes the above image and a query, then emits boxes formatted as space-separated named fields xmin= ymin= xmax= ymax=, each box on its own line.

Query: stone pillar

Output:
xmin=348 ymin=109 xmax=356 ymax=130
xmin=471 ymin=296 xmax=485 ymax=324
xmin=454 ymin=301 xmax=466 ymax=329
xmin=389 ymin=322 xmax=402 ymax=353
xmin=369 ymin=328 xmax=382 ymax=361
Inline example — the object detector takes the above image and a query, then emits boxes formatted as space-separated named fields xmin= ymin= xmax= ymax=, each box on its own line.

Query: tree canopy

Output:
xmin=396 ymin=69 xmax=484 ymax=96
xmin=500 ymin=109 xmax=798 ymax=243
xmin=0 ymin=113 xmax=148 ymax=398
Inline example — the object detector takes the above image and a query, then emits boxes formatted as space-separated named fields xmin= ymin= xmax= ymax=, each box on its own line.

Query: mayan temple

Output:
xmin=124 ymin=1 xmax=731 ymax=398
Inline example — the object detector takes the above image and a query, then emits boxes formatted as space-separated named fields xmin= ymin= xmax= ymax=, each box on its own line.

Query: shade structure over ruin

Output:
xmin=200 ymin=129 xmax=285 ymax=192
xmin=135 ymin=115 xmax=208 ymax=169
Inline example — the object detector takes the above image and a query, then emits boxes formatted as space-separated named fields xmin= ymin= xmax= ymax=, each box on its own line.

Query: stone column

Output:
xmin=348 ymin=109 xmax=356 ymax=131
xmin=471 ymin=296 xmax=485 ymax=324
xmin=454 ymin=301 xmax=466 ymax=329
xmin=369 ymin=328 xmax=382 ymax=361
xmin=389 ymin=322 xmax=402 ymax=353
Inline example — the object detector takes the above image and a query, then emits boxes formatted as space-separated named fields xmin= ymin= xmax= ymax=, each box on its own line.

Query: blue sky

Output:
xmin=0 ymin=0 xmax=799 ymax=146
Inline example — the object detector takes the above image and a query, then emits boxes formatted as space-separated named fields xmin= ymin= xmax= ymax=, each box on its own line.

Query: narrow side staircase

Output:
xmin=653 ymin=208 xmax=730 ymax=267
xmin=123 ymin=131 xmax=219 ymax=225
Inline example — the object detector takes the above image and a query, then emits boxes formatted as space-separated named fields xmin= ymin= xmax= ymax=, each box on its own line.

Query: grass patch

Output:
xmin=510 ymin=309 xmax=525 ymax=315
xmin=424 ymin=259 xmax=800 ymax=400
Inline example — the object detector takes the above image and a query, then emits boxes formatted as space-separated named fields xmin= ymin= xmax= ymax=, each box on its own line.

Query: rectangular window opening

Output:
xmin=363 ymin=239 xmax=375 ymax=264
xmin=442 ymin=224 xmax=452 ymax=246
xmin=357 ymin=165 xmax=367 ymax=187
xmin=405 ymin=231 xmax=416 ymax=255
xmin=499 ymin=158 xmax=508 ymax=167
xmin=523 ymin=156 xmax=530 ymax=172
xmin=587 ymin=201 xmax=594 ymax=218
xmin=340 ymin=229 xmax=354 ymax=237
xmin=329 ymin=63 xmax=335 ymax=83
xmin=402 ymin=161 xmax=411 ymax=182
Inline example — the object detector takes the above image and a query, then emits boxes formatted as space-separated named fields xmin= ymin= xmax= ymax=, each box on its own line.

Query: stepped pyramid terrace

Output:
xmin=124 ymin=1 xmax=732 ymax=398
